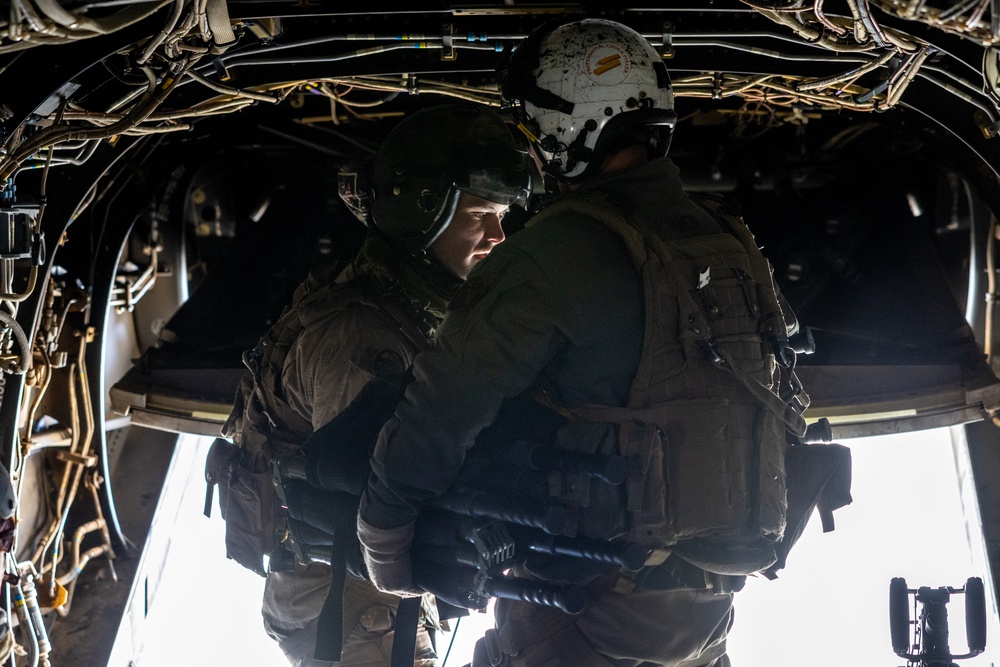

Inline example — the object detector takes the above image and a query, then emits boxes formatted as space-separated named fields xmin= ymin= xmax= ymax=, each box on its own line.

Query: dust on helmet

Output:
xmin=500 ymin=19 xmax=676 ymax=184
xmin=370 ymin=104 xmax=533 ymax=254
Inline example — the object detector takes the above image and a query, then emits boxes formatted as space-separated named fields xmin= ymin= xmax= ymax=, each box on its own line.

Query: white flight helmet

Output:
xmin=501 ymin=19 xmax=676 ymax=184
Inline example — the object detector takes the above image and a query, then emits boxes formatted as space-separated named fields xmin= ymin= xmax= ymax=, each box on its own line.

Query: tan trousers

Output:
xmin=263 ymin=562 xmax=437 ymax=666
xmin=476 ymin=575 xmax=734 ymax=667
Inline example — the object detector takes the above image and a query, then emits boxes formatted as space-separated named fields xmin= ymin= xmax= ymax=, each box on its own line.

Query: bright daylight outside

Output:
xmin=137 ymin=426 xmax=1000 ymax=667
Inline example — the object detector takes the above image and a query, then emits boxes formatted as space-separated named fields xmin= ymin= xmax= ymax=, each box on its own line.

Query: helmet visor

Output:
xmin=461 ymin=158 xmax=533 ymax=209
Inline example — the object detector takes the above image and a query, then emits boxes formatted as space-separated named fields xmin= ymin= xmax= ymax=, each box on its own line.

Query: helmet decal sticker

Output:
xmin=585 ymin=43 xmax=631 ymax=84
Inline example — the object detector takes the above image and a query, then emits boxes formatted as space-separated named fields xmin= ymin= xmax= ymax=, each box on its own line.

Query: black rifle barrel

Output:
xmin=414 ymin=510 xmax=646 ymax=571
xmin=526 ymin=446 xmax=627 ymax=485
xmin=484 ymin=575 xmax=587 ymax=614
xmin=522 ymin=531 xmax=647 ymax=571
xmin=428 ymin=489 xmax=568 ymax=535
xmin=412 ymin=560 xmax=587 ymax=614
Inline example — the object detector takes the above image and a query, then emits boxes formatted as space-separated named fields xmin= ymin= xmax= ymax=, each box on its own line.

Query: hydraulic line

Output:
xmin=0 ymin=311 xmax=29 ymax=374
xmin=224 ymin=42 xmax=447 ymax=72
xmin=136 ymin=0 xmax=184 ymax=65
xmin=21 ymin=346 xmax=52 ymax=457
xmin=184 ymin=69 xmax=281 ymax=103
xmin=19 ymin=575 xmax=50 ymax=666
xmin=11 ymin=581 xmax=39 ymax=667
xmin=884 ymin=46 xmax=934 ymax=108
xmin=49 ymin=336 xmax=96 ymax=593
xmin=846 ymin=0 xmax=890 ymax=48
xmin=85 ymin=474 xmax=115 ymax=579
xmin=814 ymin=0 xmax=849 ymax=36
xmin=56 ymin=518 xmax=109 ymax=585
xmin=796 ymin=49 xmax=897 ymax=91
xmin=0 ymin=62 xmax=184 ymax=182
xmin=918 ymin=71 xmax=1000 ymax=124
xmin=31 ymin=358 xmax=79 ymax=578
xmin=32 ymin=330 xmax=94 ymax=586
xmin=0 ymin=261 xmax=39 ymax=303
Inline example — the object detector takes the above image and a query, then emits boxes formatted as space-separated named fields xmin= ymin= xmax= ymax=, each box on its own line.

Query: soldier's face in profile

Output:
xmin=430 ymin=192 xmax=507 ymax=279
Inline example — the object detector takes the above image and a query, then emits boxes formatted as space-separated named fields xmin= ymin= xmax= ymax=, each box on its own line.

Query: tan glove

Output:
xmin=356 ymin=515 xmax=424 ymax=597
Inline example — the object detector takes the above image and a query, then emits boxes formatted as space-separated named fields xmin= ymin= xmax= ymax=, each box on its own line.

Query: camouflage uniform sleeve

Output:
xmin=282 ymin=303 xmax=420 ymax=431
xmin=361 ymin=243 xmax=580 ymax=529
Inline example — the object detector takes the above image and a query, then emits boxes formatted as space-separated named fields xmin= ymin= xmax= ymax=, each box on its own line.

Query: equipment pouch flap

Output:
xmin=204 ymin=437 xmax=241 ymax=518
xmin=617 ymin=423 xmax=663 ymax=520
xmin=764 ymin=441 xmax=853 ymax=578
xmin=220 ymin=459 xmax=280 ymax=577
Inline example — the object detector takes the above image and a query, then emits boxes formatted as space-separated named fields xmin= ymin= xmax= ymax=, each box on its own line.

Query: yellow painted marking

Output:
xmin=516 ymin=122 xmax=538 ymax=142
xmin=594 ymin=54 xmax=622 ymax=76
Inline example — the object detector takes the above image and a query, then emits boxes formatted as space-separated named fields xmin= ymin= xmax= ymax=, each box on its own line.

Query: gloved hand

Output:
xmin=356 ymin=515 xmax=423 ymax=597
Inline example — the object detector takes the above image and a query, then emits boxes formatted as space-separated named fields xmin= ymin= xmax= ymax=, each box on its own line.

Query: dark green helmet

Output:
xmin=370 ymin=104 xmax=533 ymax=254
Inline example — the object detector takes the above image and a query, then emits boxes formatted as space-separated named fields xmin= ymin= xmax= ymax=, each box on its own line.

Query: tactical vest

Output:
xmin=528 ymin=192 xmax=809 ymax=576
xmin=209 ymin=273 xmax=428 ymax=576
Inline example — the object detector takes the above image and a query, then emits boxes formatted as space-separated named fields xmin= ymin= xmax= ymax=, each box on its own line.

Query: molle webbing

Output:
xmin=527 ymin=192 xmax=805 ymax=562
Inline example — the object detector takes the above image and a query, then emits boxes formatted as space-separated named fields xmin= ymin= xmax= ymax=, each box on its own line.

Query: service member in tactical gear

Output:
xmin=214 ymin=103 xmax=532 ymax=666
xmin=358 ymin=19 xmax=809 ymax=667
